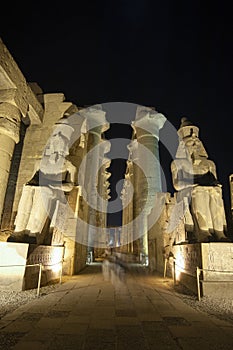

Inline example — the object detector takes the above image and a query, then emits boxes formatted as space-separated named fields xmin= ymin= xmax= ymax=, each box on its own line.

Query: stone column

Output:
xmin=127 ymin=140 xmax=141 ymax=258
xmin=80 ymin=106 xmax=110 ymax=251
xmin=121 ymin=178 xmax=129 ymax=252
xmin=102 ymin=158 xmax=111 ymax=244
xmin=97 ymin=141 xmax=111 ymax=249
xmin=229 ymin=174 xmax=233 ymax=222
xmin=131 ymin=106 xmax=166 ymax=263
xmin=125 ymin=170 xmax=134 ymax=253
xmin=0 ymin=103 xmax=21 ymax=226
xmin=102 ymin=169 xmax=111 ymax=228
xmin=121 ymin=160 xmax=135 ymax=253
xmin=121 ymin=186 xmax=126 ymax=238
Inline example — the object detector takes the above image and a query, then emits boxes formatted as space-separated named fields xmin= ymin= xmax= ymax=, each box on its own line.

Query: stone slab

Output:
xmin=0 ymin=242 xmax=29 ymax=290
xmin=201 ymin=280 xmax=233 ymax=298
xmin=171 ymin=242 xmax=233 ymax=297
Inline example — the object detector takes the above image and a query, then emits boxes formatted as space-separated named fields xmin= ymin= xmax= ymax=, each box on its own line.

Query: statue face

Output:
xmin=183 ymin=134 xmax=202 ymax=157
xmin=44 ymin=131 xmax=69 ymax=164
xmin=51 ymin=132 xmax=69 ymax=157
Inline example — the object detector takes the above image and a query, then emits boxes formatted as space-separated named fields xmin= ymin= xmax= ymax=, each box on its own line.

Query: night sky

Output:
xmin=1 ymin=1 xmax=233 ymax=227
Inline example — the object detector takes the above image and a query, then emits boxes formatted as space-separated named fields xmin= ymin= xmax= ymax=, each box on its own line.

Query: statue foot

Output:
xmin=219 ymin=237 xmax=231 ymax=242
xmin=214 ymin=231 xmax=231 ymax=242
xmin=7 ymin=235 xmax=17 ymax=242
xmin=24 ymin=234 xmax=37 ymax=244
xmin=201 ymin=236 xmax=216 ymax=243
xmin=189 ymin=238 xmax=198 ymax=244
xmin=7 ymin=233 xmax=25 ymax=243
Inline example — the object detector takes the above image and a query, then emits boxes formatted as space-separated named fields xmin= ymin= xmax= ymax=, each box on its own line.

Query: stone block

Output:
xmin=24 ymin=245 xmax=64 ymax=290
xmin=0 ymin=242 xmax=29 ymax=290
xmin=171 ymin=242 xmax=233 ymax=297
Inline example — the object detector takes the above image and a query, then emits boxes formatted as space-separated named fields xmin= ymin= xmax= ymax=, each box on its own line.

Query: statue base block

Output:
xmin=24 ymin=244 xmax=64 ymax=290
xmin=0 ymin=242 xmax=29 ymax=291
xmin=171 ymin=242 xmax=233 ymax=298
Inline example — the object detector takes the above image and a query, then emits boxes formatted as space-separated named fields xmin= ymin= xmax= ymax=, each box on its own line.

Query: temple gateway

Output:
xmin=0 ymin=38 xmax=233 ymax=298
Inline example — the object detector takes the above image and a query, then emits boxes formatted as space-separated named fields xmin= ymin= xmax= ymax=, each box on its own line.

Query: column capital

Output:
xmin=132 ymin=106 xmax=166 ymax=140
xmin=79 ymin=105 xmax=109 ymax=134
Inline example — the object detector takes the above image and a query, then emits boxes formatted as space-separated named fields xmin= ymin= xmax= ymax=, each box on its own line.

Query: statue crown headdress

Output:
xmin=52 ymin=117 xmax=74 ymax=140
xmin=177 ymin=117 xmax=199 ymax=139
xmin=175 ymin=117 xmax=208 ymax=158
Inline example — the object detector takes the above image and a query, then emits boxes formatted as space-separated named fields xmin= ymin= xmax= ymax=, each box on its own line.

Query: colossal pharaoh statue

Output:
xmin=171 ymin=117 xmax=229 ymax=243
xmin=9 ymin=117 xmax=76 ymax=244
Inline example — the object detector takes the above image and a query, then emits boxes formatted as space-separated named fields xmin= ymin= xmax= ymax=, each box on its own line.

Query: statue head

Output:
xmin=176 ymin=117 xmax=208 ymax=159
xmin=44 ymin=117 xmax=74 ymax=163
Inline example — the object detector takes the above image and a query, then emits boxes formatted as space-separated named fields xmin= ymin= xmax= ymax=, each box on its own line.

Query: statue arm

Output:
xmin=208 ymin=160 xmax=218 ymax=179
xmin=192 ymin=172 xmax=220 ymax=186
xmin=189 ymin=159 xmax=220 ymax=186
xmin=48 ymin=161 xmax=77 ymax=192
xmin=171 ymin=161 xmax=195 ymax=191
xmin=206 ymin=160 xmax=221 ymax=186
xmin=25 ymin=160 xmax=41 ymax=186
xmin=60 ymin=161 xmax=77 ymax=192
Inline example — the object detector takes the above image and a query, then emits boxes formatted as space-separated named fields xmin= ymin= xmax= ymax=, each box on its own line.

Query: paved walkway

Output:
xmin=0 ymin=262 xmax=233 ymax=350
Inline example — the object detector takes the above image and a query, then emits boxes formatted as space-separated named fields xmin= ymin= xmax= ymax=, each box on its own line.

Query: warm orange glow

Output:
xmin=174 ymin=251 xmax=185 ymax=280
xmin=50 ymin=249 xmax=63 ymax=273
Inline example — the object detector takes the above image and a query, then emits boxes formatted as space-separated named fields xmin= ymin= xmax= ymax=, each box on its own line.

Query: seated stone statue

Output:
xmin=170 ymin=117 xmax=229 ymax=243
xmin=9 ymin=117 xmax=76 ymax=244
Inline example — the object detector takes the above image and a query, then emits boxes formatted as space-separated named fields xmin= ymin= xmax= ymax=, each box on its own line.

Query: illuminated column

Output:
xmin=97 ymin=140 xmax=111 ymax=247
xmin=0 ymin=103 xmax=21 ymax=225
xmin=131 ymin=106 xmax=166 ymax=263
xmin=81 ymin=105 xmax=110 ymax=250
xmin=121 ymin=160 xmax=134 ymax=252
xmin=102 ymin=157 xmax=111 ymax=235
xmin=102 ymin=169 xmax=111 ymax=228
xmin=127 ymin=139 xmax=141 ymax=257
xmin=126 ymin=169 xmax=134 ymax=253
xmin=230 ymin=174 xmax=233 ymax=221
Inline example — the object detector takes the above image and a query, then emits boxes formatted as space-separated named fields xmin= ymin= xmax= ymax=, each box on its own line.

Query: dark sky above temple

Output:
xmin=1 ymin=1 xmax=233 ymax=226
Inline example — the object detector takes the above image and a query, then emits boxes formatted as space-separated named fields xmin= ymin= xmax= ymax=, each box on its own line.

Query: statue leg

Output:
xmin=209 ymin=187 xmax=229 ymax=241
xmin=26 ymin=187 xmax=52 ymax=240
xmin=8 ymin=185 xmax=36 ymax=241
xmin=191 ymin=187 xmax=213 ymax=242
xmin=14 ymin=185 xmax=35 ymax=232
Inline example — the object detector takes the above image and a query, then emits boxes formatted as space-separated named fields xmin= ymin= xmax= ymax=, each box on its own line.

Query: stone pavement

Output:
xmin=0 ymin=262 xmax=233 ymax=350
